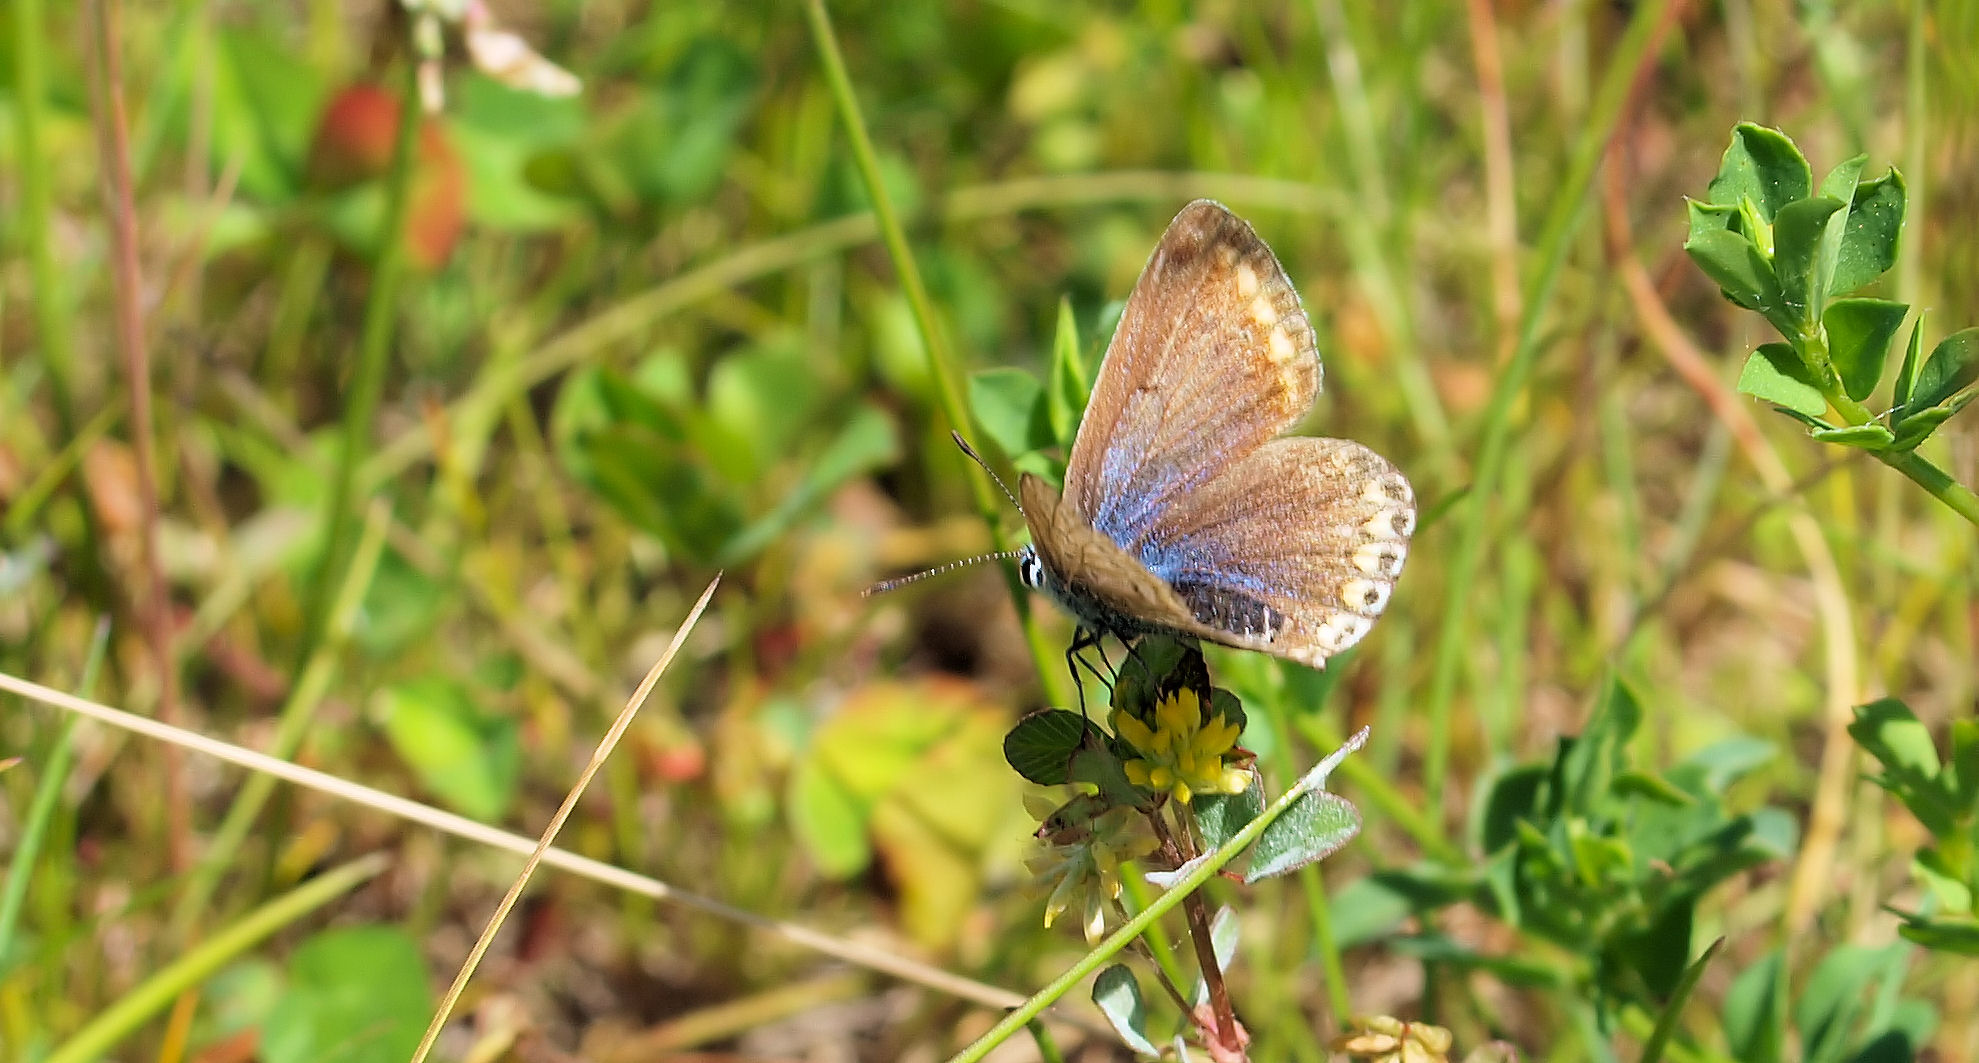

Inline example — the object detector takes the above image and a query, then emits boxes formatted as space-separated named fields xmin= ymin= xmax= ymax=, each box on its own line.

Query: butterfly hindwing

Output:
xmin=1147 ymin=437 xmax=1414 ymax=667
xmin=1064 ymin=200 xmax=1320 ymax=548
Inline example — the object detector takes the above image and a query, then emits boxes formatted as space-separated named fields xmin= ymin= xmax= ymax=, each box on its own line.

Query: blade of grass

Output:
xmin=86 ymin=0 xmax=190 ymax=873
xmin=0 ymin=621 xmax=111 ymax=967
xmin=168 ymin=501 xmax=392 ymax=940
xmin=408 ymin=576 xmax=721 ymax=1063
xmin=40 ymin=854 xmax=390 ymax=1063
xmin=800 ymin=0 xmax=1065 ymax=702
xmin=295 ymin=56 xmax=422 ymax=665
xmin=0 ymin=669 xmax=1029 ymax=1012
xmin=9 ymin=0 xmax=80 ymax=429
xmin=1419 ymin=0 xmax=1678 ymax=806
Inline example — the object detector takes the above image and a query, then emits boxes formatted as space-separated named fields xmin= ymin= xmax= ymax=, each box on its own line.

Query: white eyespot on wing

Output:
xmin=1361 ymin=472 xmax=1414 ymax=509
xmin=1340 ymin=578 xmax=1391 ymax=617
xmin=1354 ymin=541 xmax=1408 ymax=579
xmin=1361 ymin=508 xmax=1411 ymax=541
xmin=1312 ymin=612 xmax=1373 ymax=655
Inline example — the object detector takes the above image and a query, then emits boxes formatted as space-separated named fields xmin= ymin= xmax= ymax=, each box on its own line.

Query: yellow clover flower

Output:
xmin=1112 ymin=687 xmax=1250 ymax=805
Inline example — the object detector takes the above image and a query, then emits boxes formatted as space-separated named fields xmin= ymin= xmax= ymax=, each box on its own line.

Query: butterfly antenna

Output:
xmin=951 ymin=431 xmax=1023 ymax=512
xmin=863 ymin=550 xmax=1023 ymax=596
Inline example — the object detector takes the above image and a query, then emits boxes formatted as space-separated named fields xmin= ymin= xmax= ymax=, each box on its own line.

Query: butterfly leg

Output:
xmin=1064 ymin=626 xmax=1116 ymax=715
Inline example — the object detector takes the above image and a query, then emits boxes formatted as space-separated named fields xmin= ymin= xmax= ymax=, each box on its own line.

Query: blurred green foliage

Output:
xmin=1 ymin=0 xmax=1976 ymax=1059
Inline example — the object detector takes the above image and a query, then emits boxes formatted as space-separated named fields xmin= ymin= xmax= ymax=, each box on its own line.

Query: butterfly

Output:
xmin=1010 ymin=200 xmax=1415 ymax=670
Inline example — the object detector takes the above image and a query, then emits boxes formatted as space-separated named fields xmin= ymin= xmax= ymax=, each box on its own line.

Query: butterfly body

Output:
xmin=1018 ymin=200 xmax=1415 ymax=669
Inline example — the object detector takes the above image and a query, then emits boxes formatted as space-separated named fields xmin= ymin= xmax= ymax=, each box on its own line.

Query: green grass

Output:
xmin=2 ymin=1 xmax=1976 ymax=1060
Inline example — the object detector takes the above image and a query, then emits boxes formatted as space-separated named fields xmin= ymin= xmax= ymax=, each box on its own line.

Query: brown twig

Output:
xmin=85 ymin=0 xmax=191 ymax=875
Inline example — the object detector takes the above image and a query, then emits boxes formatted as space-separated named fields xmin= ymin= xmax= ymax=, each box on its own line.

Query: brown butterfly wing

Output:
xmin=1063 ymin=200 xmax=1320 ymax=548
xmin=1146 ymin=437 xmax=1415 ymax=667
xmin=1019 ymin=472 xmax=1201 ymax=633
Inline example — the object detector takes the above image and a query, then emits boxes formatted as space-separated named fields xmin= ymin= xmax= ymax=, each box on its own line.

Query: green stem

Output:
xmin=169 ymin=505 xmax=390 ymax=939
xmin=295 ymin=57 xmax=421 ymax=664
xmin=1817 ymin=376 xmax=1979 ymax=528
xmin=949 ymin=733 xmax=1368 ymax=1063
xmin=43 ymin=855 xmax=388 ymax=1063
xmin=9 ymin=0 xmax=77 ymax=425
xmin=1420 ymin=0 xmax=1674 ymax=805
xmin=1874 ymin=449 xmax=1979 ymax=526
xmin=801 ymin=0 xmax=1066 ymax=705
xmin=0 ymin=623 xmax=111 ymax=967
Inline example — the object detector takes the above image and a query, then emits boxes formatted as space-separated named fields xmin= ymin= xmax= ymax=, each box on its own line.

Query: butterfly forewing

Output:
xmin=1064 ymin=200 xmax=1320 ymax=548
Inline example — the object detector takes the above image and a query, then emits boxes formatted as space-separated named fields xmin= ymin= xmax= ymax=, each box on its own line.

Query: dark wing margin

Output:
xmin=1062 ymin=200 xmax=1321 ymax=549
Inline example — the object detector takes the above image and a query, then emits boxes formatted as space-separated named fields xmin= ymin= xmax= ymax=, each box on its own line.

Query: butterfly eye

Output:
xmin=1017 ymin=548 xmax=1044 ymax=589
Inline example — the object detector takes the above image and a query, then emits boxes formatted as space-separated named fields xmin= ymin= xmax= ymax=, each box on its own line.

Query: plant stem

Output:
xmin=169 ymin=504 xmax=390 ymax=940
xmin=1819 ymin=378 xmax=1979 ymax=527
xmin=950 ymin=732 xmax=1367 ymax=1063
xmin=801 ymin=0 xmax=1065 ymax=705
xmin=295 ymin=56 xmax=421 ymax=665
xmin=88 ymin=0 xmax=191 ymax=873
xmin=10 ymin=0 xmax=78 ymax=424
xmin=1876 ymin=449 xmax=1979 ymax=525
xmin=0 ymin=623 xmax=110 ymax=968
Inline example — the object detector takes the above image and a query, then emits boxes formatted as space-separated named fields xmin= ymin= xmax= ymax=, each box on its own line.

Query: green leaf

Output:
xmin=374 ymin=678 xmax=520 ymax=822
xmin=1608 ymin=898 xmax=1695 ymax=1000
xmin=1824 ymin=298 xmax=1909 ymax=400
xmin=1328 ymin=876 xmax=1413 ymax=949
xmin=1195 ymin=769 xmax=1264 ymax=852
xmin=261 ymin=927 xmax=432 ymax=1063
xmin=1798 ymin=944 xmax=1909 ymax=1063
xmin=1611 ymin=769 xmax=1696 ymax=806
xmin=1739 ymin=343 xmax=1829 ymax=417
xmin=1706 ymin=123 xmax=1812 ymax=221
xmin=718 ymin=405 xmax=900 ymax=564
xmin=1685 ymin=198 xmax=1740 ymax=243
xmin=1245 ymin=790 xmax=1361 ymax=883
xmin=1913 ymin=850 xmax=1974 ymax=913
xmin=1909 ymin=327 xmax=1979 ymax=414
xmin=1849 ymin=698 xmax=1957 ymax=836
xmin=1819 ymin=154 xmax=1869 ymax=203
xmin=1724 ymin=949 xmax=1787 ymax=1063
xmin=1092 ymin=965 xmax=1160 ymax=1057
xmin=1831 ymin=169 xmax=1906 ymax=297
xmin=1684 ymin=227 xmax=1775 ymax=312
xmin=1809 ymin=423 xmax=1895 ymax=450
xmin=578 ymin=425 xmax=744 ymax=563
xmin=1477 ymin=764 xmax=1548 ymax=853
xmin=1047 ymin=296 xmax=1091 ymax=448
xmin=967 ymin=367 xmax=1051 ymax=459
xmin=1896 ymin=916 xmax=1979 ymax=955
xmin=788 ymin=753 xmax=872 ymax=876
xmin=1771 ymin=196 xmax=1845 ymax=325
xmin=1002 ymin=710 xmax=1088 ymax=786
xmin=1641 ymin=938 xmax=1724 ymax=1063
xmin=1893 ymin=318 xmax=1927 ymax=416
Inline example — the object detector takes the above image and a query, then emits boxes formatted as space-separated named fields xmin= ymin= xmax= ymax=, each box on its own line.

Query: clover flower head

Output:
xmin=1024 ymin=795 xmax=1155 ymax=943
xmin=1112 ymin=687 xmax=1250 ymax=805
